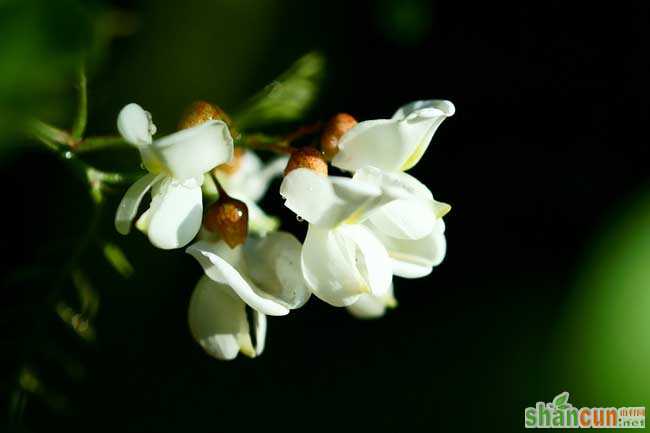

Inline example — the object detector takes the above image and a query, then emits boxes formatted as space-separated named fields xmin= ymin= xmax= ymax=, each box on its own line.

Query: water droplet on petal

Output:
xmin=296 ymin=215 xmax=304 ymax=222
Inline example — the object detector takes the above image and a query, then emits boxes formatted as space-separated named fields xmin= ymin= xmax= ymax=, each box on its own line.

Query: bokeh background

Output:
xmin=1 ymin=1 xmax=649 ymax=431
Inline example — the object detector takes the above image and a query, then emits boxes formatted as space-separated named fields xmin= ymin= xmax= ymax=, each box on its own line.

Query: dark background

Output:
xmin=2 ymin=1 xmax=649 ymax=431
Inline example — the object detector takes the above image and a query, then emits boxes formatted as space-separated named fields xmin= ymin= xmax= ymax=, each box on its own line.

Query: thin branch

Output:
xmin=27 ymin=120 xmax=76 ymax=149
xmin=71 ymin=64 xmax=87 ymax=140
xmin=74 ymin=135 xmax=131 ymax=153
xmin=240 ymin=122 xmax=322 ymax=154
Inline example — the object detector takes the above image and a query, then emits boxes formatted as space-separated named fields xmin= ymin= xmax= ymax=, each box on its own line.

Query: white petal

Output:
xmin=188 ymin=276 xmax=249 ymax=361
xmin=186 ymin=241 xmax=290 ymax=316
xmin=114 ymin=173 xmax=163 ymax=235
xmin=332 ymin=100 xmax=454 ymax=172
xmin=353 ymin=167 xmax=433 ymax=201
xmin=301 ymin=225 xmax=364 ymax=307
xmin=354 ymin=167 xmax=450 ymax=239
xmin=279 ymin=168 xmax=380 ymax=228
xmin=369 ymin=221 xmax=447 ymax=278
xmin=392 ymin=99 xmax=455 ymax=120
xmin=218 ymin=153 xmax=288 ymax=202
xmin=145 ymin=177 xmax=203 ymax=249
xmin=337 ymin=224 xmax=392 ymax=298
xmin=253 ymin=310 xmax=267 ymax=356
xmin=244 ymin=232 xmax=311 ymax=309
xmin=143 ymin=120 xmax=233 ymax=180
xmin=368 ymin=199 xmax=435 ymax=240
xmin=117 ymin=103 xmax=155 ymax=145
xmin=347 ymin=284 xmax=396 ymax=319
xmin=301 ymin=224 xmax=391 ymax=306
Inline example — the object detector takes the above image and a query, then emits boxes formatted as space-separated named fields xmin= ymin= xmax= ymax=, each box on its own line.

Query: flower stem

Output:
xmin=27 ymin=120 xmax=142 ymax=192
xmin=73 ymin=135 xmax=131 ymax=153
xmin=239 ymin=121 xmax=322 ymax=155
xmin=210 ymin=172 xmax=228 ymax=198
xmin=27 ymin=120 xmax=76 ymax=149
xmin=71 ymin=64 xmax=87 ymax=140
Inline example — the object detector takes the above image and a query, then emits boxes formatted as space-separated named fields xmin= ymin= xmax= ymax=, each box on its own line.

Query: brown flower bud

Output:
xmin=214 ymin=148 xmax=246 ymax=175
xmin=284 ymin=147 xmax=328 ymax=176
xmin=204 ymin=195 xmax=248 ymax=248
xmin=178 ymin=100 xmax=234 ymax=130
xmin=320 ymin=113 xmax=357 ymax=159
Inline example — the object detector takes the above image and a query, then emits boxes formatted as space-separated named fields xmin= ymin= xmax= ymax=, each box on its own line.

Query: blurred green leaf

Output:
xmin=233 ymin=52 xmax=325 ymax=130
xmin=71 ymin=268 xmax=100 ymax=317
xmin=55 ymin=301 xmax=96 ymax=342
xmin=557 ymin=191 xmax=650 ymax=404
xmin=0 ymin=0 xmax=98 ymax=154
xmin=101 ymin=242 xmax=134 ymax=278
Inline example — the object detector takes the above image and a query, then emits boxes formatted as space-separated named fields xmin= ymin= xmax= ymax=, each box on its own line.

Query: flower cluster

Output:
xmin=114 ymin=99 xmax=454 ymax=360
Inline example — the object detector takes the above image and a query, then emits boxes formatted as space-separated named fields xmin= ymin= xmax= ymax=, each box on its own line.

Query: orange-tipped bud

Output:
xmin=284 ymin=147 xmax=328 ymax=176
xmin=178 ymin=100 xmax=233 ymax=130
xmin=204 ymin=195 xmax=249 ymax=248
xmin=320 ymin=113 xmax=357 ymax=159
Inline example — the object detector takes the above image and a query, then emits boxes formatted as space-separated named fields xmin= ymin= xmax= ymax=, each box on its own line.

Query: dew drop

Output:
xmin=63 ymin=151 xmax=73 ymax=159
xmin=296 ymin=215 xmax=304 ymax=222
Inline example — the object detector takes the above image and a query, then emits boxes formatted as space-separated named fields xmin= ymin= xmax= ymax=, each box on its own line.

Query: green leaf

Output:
xmin=233 ymin=52 xmax=325 ymax=130
xmin=552 ymin=391 xmax=570 ymax=409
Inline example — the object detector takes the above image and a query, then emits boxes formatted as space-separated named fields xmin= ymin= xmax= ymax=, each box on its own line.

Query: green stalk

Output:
xmin=71 ymin=64 xmax=87 ymax=140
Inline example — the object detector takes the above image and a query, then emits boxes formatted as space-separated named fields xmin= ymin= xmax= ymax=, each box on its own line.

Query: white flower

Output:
xmin=186 ymin=231 xmax=310 ymax=360
xmin=211 ymin=152 xmax=288 ymax=235
xmin=186 ymin=231 xmax=310 ymax=317
xmin=188 ymin=276 xmax=266 ymax=360
xmin=332 ymin=100 xmax=455 ymax=173
xmin=329 ymin=100 xmax=454 ymax=316
xmin=114 ymin=103 xmax=234 ymax=249
xmin=280 ymin=168 xmax=395 ymax=307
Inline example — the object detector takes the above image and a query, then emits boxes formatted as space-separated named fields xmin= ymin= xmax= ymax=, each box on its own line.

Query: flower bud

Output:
xmin=320 ymin=113 xmax=357 ymax=159
xmin=178 ymin=100 xmax=234 ymax=130
xmin=214 ymin=148 xmax=245 ymax=175
xmin=204 ymin=195 xmax=249 ymax=248
xmin=284 ymin=147 xmax=328 ymax=176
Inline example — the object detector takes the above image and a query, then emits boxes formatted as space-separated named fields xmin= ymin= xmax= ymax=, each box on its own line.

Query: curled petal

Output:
xmin=280 ymin=168 xmax=380 ymax=228
xmin=188 ymin=276 xmax=263 ymax=360
xmin=332 ymin=100 xmax=454 ymax=172
xmin=369 ymin=220 xmax=447 ymax=278
xmin=117 ymin=103 xmax=155 ymax=145
xmin=347 ymin=284 xmax=396 ymax=319
xmin=244 ymin=232 xmax=311 ymax=309
xmin=144 ymin=120 xmax=234 ymax=180
xmin=145 ymin=177 xmax=204 ymax=249
xmin=301 ymin=224 xmax=391 ymax=307
xmin=392 ymin=99 xmax=455 ymax=120
xmin=186 ymin=241 xmax=290 ymax=316
xmin=114 ymin=173 xmax=163 ymax=235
